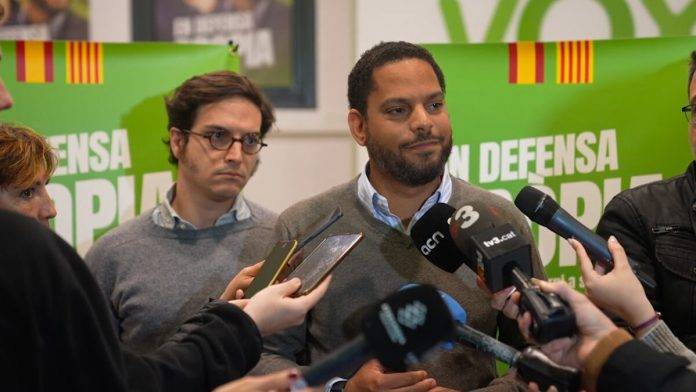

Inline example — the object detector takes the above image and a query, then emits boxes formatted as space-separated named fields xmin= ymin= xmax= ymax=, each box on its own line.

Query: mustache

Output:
xmin=400 ymin=132 xmax=445 ymax=149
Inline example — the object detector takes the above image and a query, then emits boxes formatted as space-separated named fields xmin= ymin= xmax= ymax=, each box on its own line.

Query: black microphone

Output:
xmin=514 ymin=186 xmax=656 ymax=291
xmin=448 ymin=202 xmax=534 ymax=292
xmin=448 ymin=201 xmax=575 ymax=343
xmin=410 ymin=203 xmax=462 ymax=272
xmin=441 ymin=291 xmax=581 ymax=392
xmin=298 ymin=284 xmax=455 ymax=387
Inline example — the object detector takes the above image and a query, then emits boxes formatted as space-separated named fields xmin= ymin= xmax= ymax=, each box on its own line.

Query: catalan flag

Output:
xmin=66 ymin=41 xmax=104 ymax=84
xmin=556 ymin=41 xmax=593 ymax=84
xmin=508 ymin=42 xmax=544 ymax=84
xmin=15 ymin=41 xmax=54 ymax=84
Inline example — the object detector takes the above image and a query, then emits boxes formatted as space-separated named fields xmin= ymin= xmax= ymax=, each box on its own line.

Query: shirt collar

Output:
xmin=357 ymin=163 xmax=452 ymax=234
xmin=152 ymin=183 xmax=251 ymax=230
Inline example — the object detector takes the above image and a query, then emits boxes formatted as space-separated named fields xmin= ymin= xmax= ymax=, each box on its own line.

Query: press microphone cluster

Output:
xmin=296 ymin=284 xmax=455 ymax=388
xmin=411 ymin=202 xmax=576 ymax=344
xmin=441 ymin=290 xmax=581 ymax=392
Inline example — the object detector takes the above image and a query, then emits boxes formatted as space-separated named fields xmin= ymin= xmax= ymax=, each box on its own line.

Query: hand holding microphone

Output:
xmin=514 ymin=186 xmax=656 ymax=292
xmin=571 ymin=237 xmax=657 ymax=333
xmin=412 ymin=202 xmax=576 ymax=344
xmin=439 ymin=290 xmax=581 ymax=392
xmin=517 ymin=279 xmax=618 ymax=370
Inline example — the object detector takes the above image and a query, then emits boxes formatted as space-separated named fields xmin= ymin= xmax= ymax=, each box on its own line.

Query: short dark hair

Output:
xmin=348 ymin=41 xmax=446 ymax=116
xmin=689 ymin=51 xmax=696 ymax=97
xmin=164 ymin=70 xmax=275 ymax=165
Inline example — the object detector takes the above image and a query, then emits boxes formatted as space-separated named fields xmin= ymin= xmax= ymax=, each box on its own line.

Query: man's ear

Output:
xmin=169 ymin=127 xmax=185 ymax=160
xmin=347 ymin=109 xmax=368 ymax=147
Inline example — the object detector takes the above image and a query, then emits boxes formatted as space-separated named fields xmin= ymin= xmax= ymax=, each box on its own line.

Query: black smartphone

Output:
xmin=244 ymin=240 xmax=298 ymax=298
xmin=286 ymin=233 xmax=363 ymax=296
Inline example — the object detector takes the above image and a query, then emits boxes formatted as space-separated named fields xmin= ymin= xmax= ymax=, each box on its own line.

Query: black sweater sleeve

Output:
xmin=123 ymin=301 xmax=262 ymax=392
xmin=598 ymin=339 xmax=696 ymax=392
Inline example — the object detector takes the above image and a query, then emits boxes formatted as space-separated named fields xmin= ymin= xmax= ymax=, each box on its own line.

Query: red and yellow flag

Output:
xmin=15 ymin=41 xmax=54 ymax=84
xmin=66 ymin=41 xmax=104 ymax=84
xmin=508 ymin=42 xmax=544 ymax=84
xmin=556 ymin=41 xmax=593 ymax=84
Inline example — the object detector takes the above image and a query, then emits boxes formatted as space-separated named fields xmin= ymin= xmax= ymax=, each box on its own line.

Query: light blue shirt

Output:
xmin=356 ymin=164 xmax=453 ymax=234
xmin=151 ymin=183 xmax=251 ymax=230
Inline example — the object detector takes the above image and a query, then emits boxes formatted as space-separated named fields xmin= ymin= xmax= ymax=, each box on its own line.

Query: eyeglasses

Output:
xmin=681 ymin=104 xmax=696 ymax=124
xmin=179 ymin=128 xmax=267 ymax=154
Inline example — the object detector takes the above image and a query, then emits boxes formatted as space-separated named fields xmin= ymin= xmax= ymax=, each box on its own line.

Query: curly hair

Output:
xmin=0 ymin=123 xmax=56 ymax=189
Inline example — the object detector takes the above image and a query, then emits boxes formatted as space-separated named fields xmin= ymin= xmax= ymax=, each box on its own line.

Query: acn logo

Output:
xmin=420 ymin=231 xmax=445 ymax=255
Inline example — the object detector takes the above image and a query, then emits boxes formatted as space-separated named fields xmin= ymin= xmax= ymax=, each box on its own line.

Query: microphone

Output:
xmin=448 ymin=202 xmax=534 ymax=292
xmin=298 ymin=284 xmax=455 ymax=387
xmin=413 ymin=202 xmax=576 ymax=343
xmin=440 ymin=291 xmax=581 ymax=392
xmin=514 ymin=186 xmax=656 ymax=291
xmin=410 ymin=203 xmax=461 ymax=272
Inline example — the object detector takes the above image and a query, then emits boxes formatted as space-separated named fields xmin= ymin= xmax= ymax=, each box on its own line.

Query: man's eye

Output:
xmin=20 ymin=188 xmax=35 ymax=199
xmin=427 ymin=101 xmax=444 ymax=112
xmin=386 ymin=107 xmax=407 ymax=115
xmin=242 ymin=134 xmax=261 ymax=145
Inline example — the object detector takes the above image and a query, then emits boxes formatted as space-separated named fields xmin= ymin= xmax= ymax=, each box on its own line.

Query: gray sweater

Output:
xmin=254 ymin=176 xmax=545 ymax=391
xmin=641 ymin=320 xmax=696 ymax=371
xmin=85 ymin=200 xmax=277 ymax=353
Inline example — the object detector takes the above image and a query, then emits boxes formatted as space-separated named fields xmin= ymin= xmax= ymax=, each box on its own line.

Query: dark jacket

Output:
xmin=597 ymin=161 xmax=696 ymax=351
xmin=0 ymin=211 xmax=262 ymax=392
xmin=598 ymin=339 xmax=696 ymax=391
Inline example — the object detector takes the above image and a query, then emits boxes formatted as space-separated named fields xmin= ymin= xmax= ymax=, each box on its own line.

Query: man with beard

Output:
xmin=253 ymin=41 xmax=545 ymax=391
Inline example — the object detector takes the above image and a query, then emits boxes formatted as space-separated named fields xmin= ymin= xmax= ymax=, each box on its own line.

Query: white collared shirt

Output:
xmin=151 ymin=184 xmax=251 ymax=230
xmin=356 ymin=164 xmax=453 ymax=234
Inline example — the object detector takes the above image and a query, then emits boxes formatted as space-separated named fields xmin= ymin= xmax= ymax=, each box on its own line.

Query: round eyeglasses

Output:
xmin=180 ymin=128 xmax=267 ymax=154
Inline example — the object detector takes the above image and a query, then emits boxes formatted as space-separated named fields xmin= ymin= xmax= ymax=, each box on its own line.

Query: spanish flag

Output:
xmin=66 ymin=41 xmax=104 ymax=84
xmin=508 ymin=42 xmax=544 ymax=84
xmin=15 ymin=41 xmax=54 ymax=84
xmin=556 ymin=41 xmax=593 ymax=84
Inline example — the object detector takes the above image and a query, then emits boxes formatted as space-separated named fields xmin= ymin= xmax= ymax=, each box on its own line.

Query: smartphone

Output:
xmin=286 ymin=233 xmax=363 ymax=296
xmin=244 ymin=240 xmax=298 ymax=298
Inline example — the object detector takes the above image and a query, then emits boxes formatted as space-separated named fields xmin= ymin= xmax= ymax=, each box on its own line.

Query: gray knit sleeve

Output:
xmin=84 ymin=237 xmax=121 ymax=334
xmin=639 ymin=320 xmax=696 ymax=372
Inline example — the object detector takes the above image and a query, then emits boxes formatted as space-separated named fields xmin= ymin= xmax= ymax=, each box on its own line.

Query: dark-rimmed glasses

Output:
xmin=180 ymin=128 xmax=267 ymax=154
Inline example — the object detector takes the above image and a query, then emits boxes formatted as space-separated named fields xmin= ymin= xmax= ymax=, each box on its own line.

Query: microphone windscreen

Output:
xmin=362 ymin=284 xmax=455 ymax=371
xmin=448 ymin=201 xmax=506 ymax=262
xmin=410 ymin=203 xmax=463 ymax=273
xmin=438 ymin=290 xmax=467 ymax=325
xmin=514 ymin=186 xmax=559 ymax=225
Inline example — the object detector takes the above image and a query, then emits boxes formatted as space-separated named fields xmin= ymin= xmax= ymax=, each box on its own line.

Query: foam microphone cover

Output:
xmin=514 ymin=186 xmax=559 ymax=226
xmin=448 ymin=200 xmax=505 ymax=264
xmin=410 ymin=203 xmax=462 ymax=272
xmin=361 ymin=284 xmax=455 ymax=371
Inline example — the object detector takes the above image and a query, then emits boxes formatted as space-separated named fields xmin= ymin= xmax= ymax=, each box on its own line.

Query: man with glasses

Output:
xmin=85 ymin=70 xmax=278 ymax=354
xmin=596 ymin=51 xmax=696 ymax=352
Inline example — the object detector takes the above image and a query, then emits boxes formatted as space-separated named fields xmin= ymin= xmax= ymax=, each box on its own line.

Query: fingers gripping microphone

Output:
xmin=449 ymin=201 xmax=576 ymax=343
xmin=298 ymin=284 xmax=455 ymax=387
xmin=514 ymin=186 xmax=657 ymax=291
xmin=440 ymin=291 xmax=581 ymax=392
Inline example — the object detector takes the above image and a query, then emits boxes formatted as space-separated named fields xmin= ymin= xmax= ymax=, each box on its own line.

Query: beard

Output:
xmin=365 ymin=128 xmax=452 ymax=186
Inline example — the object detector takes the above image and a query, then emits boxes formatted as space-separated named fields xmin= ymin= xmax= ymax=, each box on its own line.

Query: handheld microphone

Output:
xmin=413 ymin=202 xmax=576 ymax=343
xmin=298 ymin=284 xmax=455 ymax=387
xmin=514 ymin=186 xmax=656 ymax=291
xmin=440 ymin=291 xmax=581 ymax=392
xmin=410 ymin=203 xmax=462 ymax=272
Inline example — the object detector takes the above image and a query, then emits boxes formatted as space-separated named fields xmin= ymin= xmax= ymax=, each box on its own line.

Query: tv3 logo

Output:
xmin=421 ymin=205 xmax=480 ymax=255
xmin=448 ymin=205 xmax=480 ymax=229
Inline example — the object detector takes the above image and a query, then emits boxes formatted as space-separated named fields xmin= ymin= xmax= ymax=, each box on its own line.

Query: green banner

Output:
xmin=427 ymin=36 xmax=695 ymax=287
xmin=0 ymin=40 xmax=239 ymax=255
